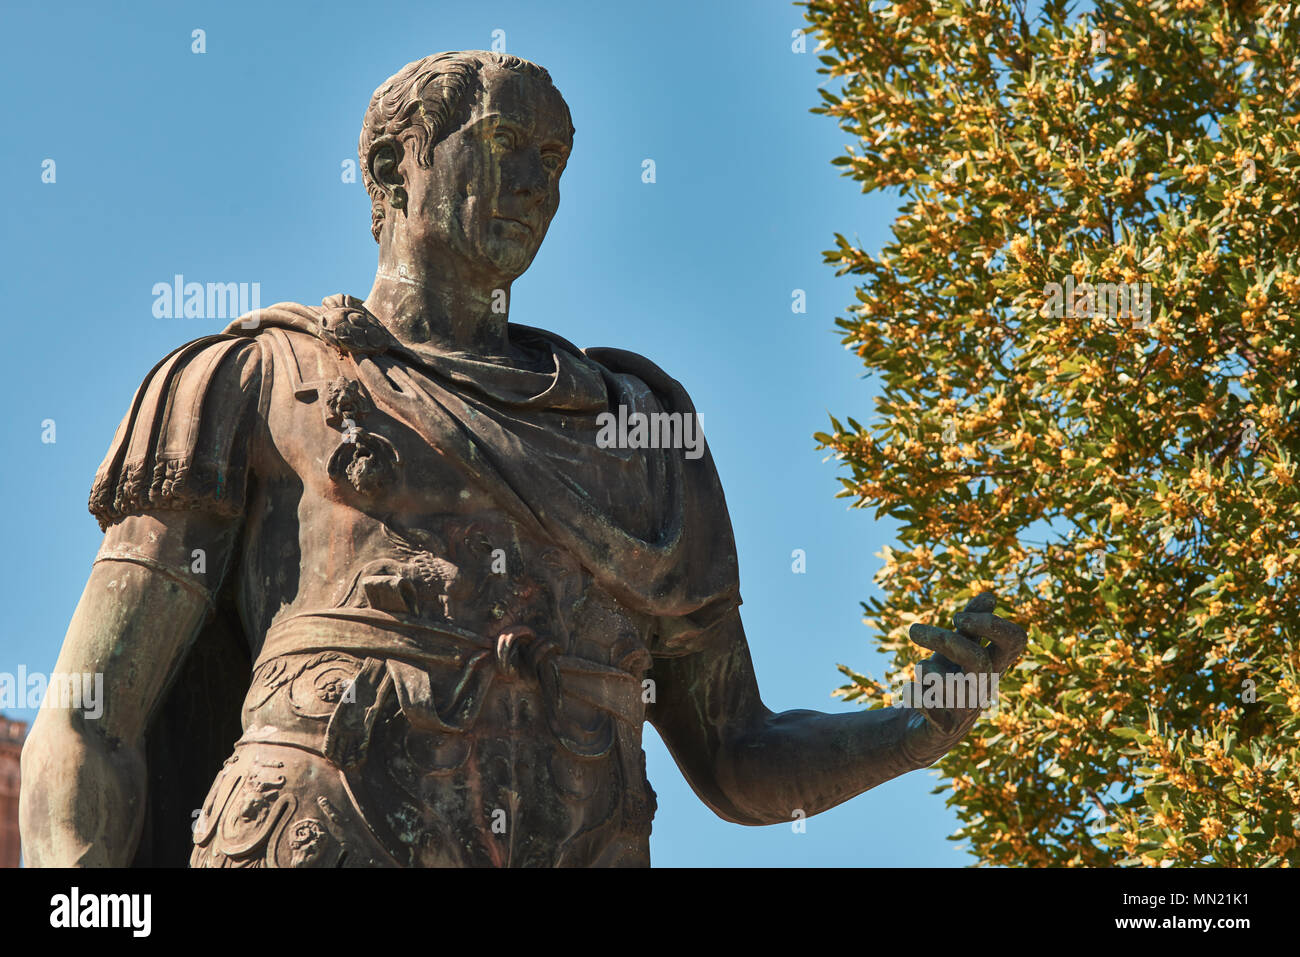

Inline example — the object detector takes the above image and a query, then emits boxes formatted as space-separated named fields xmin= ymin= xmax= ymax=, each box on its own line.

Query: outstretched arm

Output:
xmin=20 ymin=510 xmax=239 ymax=866
xmin=647 ymin=594 xmax=1025 ymax=826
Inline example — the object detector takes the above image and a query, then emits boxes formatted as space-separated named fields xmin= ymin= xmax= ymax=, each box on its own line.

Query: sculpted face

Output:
xmin=404 ymin=65 xmax=572 ymax=281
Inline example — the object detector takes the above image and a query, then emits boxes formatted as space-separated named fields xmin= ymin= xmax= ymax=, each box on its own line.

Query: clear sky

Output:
xmin=0 ymin=0 xmax=977 ymax=866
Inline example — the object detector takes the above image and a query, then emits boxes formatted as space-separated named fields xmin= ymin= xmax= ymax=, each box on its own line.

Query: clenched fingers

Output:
xmin=951 ymin=611 xmax=1027 ymax=670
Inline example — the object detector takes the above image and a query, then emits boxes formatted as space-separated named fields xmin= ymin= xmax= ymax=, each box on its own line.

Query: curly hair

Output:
xmin=358 ymin=51 xmax=573 ymax=242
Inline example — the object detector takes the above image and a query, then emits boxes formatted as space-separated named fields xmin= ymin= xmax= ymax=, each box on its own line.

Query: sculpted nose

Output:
xmin=512 ymin=150 xmax=549 ymax=206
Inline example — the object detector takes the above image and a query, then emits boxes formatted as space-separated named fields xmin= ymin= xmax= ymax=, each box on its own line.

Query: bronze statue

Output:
xmin=20 ymin=52 xmax=1026 ymax=867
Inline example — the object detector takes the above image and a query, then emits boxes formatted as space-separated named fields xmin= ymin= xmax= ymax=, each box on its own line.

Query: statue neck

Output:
xmin=363 ymin=254 xmax=512 ymax=357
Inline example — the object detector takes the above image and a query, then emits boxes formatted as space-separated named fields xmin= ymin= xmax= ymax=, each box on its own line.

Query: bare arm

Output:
xmin=20 ymin=510 xmax=240 ymax=866
xmin=647 ymin=594 xmax=1025 ymax=826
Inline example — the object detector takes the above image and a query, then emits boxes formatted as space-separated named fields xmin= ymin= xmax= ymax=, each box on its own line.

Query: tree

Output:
xmin=804 ymin=0 xmax=1300 ymax=865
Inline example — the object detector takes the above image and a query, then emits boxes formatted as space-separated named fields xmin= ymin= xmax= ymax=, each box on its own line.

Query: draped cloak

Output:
xmin=86 ymin=295 xmax=742 ymax=866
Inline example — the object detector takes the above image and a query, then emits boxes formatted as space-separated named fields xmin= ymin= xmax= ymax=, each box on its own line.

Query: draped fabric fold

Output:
xmin=88 ymin=335 xmax=265 ymax=530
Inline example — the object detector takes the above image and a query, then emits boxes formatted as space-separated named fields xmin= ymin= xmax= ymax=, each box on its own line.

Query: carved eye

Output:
xmin=541 ymin=152 xmax=564 ymax=173
xmin=493 ymin=127 xmax=515 ymax=150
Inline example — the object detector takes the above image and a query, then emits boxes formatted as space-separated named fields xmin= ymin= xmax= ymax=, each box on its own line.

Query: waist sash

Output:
xmin=253 ymin=610 xmax=646 ymax=764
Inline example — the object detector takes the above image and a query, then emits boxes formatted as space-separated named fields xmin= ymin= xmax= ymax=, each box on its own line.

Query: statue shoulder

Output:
xmin=88 ymin=331 xmax=269 ymax=531
xmin=222 ymin=294 xmax=396 ymax=357
xmin=89 ymin=294 xmax=381 ymax=529
xmin=582 ymin=345 xmax=699 ymax=414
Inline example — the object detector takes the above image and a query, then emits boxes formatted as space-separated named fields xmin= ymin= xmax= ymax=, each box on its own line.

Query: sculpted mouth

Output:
xmin=496 ymin=216 xmax=534 ymax=236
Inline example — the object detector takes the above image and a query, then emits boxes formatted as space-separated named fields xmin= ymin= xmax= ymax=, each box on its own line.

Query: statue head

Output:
xmin=359 ymin=51 xmax=574 ymax=282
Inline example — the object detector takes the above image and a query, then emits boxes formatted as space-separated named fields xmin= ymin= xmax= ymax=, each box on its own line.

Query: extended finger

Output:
xmin=909 ymin=623 xmax=992 ymax=673
xmin=951 ymin=611 xmax=1027 ymax=650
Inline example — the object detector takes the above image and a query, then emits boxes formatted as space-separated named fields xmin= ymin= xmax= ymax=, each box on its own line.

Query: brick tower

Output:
xmin=0 ymin=715 xmax=26 ymax=867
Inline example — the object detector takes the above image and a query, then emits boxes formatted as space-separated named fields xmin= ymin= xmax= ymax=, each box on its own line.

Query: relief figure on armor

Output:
xmin=19 ymin=51 xmax=1028 ymax=867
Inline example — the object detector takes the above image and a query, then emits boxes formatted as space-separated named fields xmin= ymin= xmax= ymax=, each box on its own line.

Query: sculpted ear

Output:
xmin=367 ymin=136 xmax=407 ymax=210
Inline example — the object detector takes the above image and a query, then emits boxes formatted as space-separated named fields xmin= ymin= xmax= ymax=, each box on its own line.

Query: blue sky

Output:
xmin=0 ymin=0 xmax=978 ymax=866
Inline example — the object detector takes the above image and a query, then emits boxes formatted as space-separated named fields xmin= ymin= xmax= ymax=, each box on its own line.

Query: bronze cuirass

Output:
xmin=190 ymin=310 xmax=666 ymax=867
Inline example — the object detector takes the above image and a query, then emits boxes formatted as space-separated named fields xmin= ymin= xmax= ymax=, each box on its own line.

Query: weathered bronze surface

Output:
xmin=20 ymin=52 xmax=1026 ymax=867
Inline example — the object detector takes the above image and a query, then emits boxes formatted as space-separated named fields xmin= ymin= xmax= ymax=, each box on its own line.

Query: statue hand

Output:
xmin=900 ymin=591 xmax=1027 ymax=757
